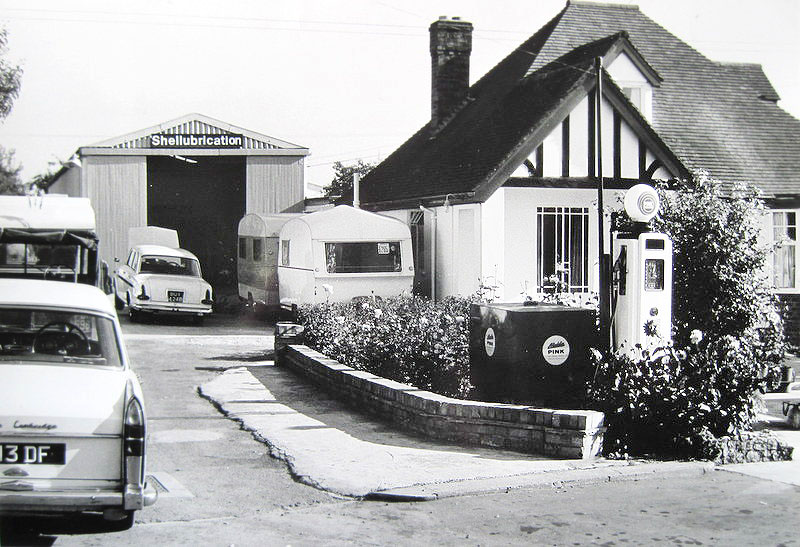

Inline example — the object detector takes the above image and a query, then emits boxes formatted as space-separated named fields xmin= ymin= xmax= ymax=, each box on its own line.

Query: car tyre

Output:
xmin=192 ymin=315 xmax=204 ymax=326
xmin=114 ymin=292 xmax=125 ymax=311
xmin=129 ymin=308 xmax=140 ymax=323
xmin=789 ymin=406 xmax=800 ymax=430
xmin=104 ymin=511 xmax=134 ymax=532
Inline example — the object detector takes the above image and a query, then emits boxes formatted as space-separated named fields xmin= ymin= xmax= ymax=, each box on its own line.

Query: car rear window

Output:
xmin=139 ymin=255 xmax=201 ymax=276
xmin=0 ymin=308 xmax=123 ymax=367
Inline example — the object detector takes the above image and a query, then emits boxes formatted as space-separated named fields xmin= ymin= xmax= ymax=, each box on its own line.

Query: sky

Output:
xmin=0 ymin=0 xmax=798 ymax=192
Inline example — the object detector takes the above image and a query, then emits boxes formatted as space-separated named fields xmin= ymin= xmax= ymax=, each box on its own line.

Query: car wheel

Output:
xmin=104 ymin=511 xmax=134 ymax=532
xmin=114 ymin=292 xmax=125 ymax=311
xmin=129 ymin=308 xmax=140 ymax=323
xmin=789 ymin=406 xmax=800 ymax=430
xmin=193 ymin=315 xmax=205 ymax=326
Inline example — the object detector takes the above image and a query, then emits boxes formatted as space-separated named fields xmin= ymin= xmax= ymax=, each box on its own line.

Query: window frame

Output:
xmin=536 ymin=206 xmax=590 ymax=293
xmin=771 ymin=209 xmax=798 ymax=291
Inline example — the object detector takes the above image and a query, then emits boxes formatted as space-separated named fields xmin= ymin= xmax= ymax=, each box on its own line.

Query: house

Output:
xmin=351 ymin=1 xmax=800 ymax=344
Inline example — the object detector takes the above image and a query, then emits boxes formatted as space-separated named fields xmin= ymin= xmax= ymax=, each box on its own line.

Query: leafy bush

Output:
xmin=297 ymin=295 xmax=473 ymax=399
xmin=588 ymin=334 xmax=773 ymax=459
xmin=654 ymin=175 xmax=785 ymax=361
xmin=590 ymin=175 xmax=787 ymax=459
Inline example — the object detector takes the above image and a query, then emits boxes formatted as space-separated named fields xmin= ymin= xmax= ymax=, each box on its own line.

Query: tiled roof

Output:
xmin=358 ymin=1 xmax=800 ymax=206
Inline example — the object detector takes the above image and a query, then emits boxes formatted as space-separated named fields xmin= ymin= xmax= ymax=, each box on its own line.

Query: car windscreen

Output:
xmin=139 ymin=255 xmax=201 ymax=276
xmin=0 ymin=308 xmax=123 ymax=367
xmin=325 ymin=242 xmax=402 ymax=273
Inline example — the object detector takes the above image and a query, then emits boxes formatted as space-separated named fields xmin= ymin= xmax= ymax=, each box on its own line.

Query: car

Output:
xmin=0 ymin=279 xmax=157 ymax=530
xmin=114 ymin=244 xmax=213 ymax=324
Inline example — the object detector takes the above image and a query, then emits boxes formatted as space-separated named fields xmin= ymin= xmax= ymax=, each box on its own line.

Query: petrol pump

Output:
xmin=612 ymin=184 xmax=673 ymax=351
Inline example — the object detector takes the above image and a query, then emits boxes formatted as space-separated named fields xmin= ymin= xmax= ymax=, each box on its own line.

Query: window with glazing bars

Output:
xmin=773 ymin=211 xmax=797 ymax=288
xmin=536 ymin=207 xmax=590 ymax=292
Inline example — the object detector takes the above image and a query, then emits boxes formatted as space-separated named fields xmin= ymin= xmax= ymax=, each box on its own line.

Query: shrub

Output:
xmin=589 ymin=175 xmax=787 ymax=459
xmin=588 ymin=334 xmax=774 ymax=459
xmin=297 ymin=295 xmax=473 ymax=399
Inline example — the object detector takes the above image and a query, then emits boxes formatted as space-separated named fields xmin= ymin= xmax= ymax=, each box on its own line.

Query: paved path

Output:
xmin=199 ymin=364 xmax=715 ymax=499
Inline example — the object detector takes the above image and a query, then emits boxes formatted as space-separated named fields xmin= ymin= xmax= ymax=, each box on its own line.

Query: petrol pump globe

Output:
xmin=624 ymin=184 xmax=660 ymax=223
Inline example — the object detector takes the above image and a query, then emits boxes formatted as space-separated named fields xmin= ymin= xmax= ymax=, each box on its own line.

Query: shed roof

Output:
xmin=80 ymin=113 xmax=309 ymax=156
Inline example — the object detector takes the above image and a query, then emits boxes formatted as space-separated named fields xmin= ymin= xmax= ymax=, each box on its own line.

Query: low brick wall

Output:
xmin=277 ymin=344 xmax=605 ymax=459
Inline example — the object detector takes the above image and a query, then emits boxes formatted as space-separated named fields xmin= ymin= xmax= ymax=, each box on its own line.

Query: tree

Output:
xmin=0 ymin=145 xmax=23 ymax=195
xmin=0 ymin=27 xmax=23 ymax=195
xmin=322 ymin=160 xmax=376 ymax=198
xmin=0 ymin=28 xmax=21 ymax=121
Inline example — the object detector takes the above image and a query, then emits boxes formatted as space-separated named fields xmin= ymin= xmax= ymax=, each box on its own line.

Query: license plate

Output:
xmin=168 ymin=290 xmax=184 ymax=303
xmin=1 ymin=443 xmax=66 ymax=465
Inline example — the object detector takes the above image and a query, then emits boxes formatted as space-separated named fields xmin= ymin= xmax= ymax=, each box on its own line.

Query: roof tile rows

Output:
xmin=358 ymin=1 xmax=800 ymax=205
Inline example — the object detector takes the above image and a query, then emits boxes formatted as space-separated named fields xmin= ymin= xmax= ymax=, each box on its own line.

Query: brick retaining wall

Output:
xmin=277 ymin=344 xmax=606 ymax=459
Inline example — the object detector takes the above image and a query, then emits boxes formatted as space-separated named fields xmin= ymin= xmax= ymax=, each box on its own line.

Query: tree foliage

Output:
xmin=0 ymin=146 xmax=23 ymax=195
xmin=589 ymin=174 xmax=786 ymax=459
xmin=0 ymin=27 xmax=23 ymax=195
xmin=0 ymin=28 xmax=22 ymax=121
xmin=322 ymin=160 xmax=376 ymax=198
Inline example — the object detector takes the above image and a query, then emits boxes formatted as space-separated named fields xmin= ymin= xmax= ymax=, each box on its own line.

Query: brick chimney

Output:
xmin=429 ymin=16 xmax=473 ymax=130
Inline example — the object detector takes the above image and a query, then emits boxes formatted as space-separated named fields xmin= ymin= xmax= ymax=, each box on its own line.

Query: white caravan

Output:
xmin=277 ymin=205 xmax=413 ymax=309
xmin=237 ymin=213 xmax=302 ymax=314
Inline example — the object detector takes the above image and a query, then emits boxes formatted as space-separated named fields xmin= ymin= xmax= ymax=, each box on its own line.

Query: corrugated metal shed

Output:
xmin=48 ymin=113 xmax=310 ymax=288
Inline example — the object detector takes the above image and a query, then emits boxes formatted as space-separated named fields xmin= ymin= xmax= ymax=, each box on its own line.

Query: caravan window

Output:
xmin=253 ymin=239 xmax=263 ymax=262
xmin=325 ymin=242 xmax=401 ymax=274
xmin=238 ymin=237 xmax=247 ymax=260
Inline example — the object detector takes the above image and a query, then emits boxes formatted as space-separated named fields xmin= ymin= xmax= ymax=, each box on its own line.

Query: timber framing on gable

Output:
xmin=474 ymin=70 xmax=687 ymax=202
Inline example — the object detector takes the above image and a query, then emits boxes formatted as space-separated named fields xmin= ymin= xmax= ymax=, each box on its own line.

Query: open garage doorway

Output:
xmin=147 ymin=155 xmax=245 ymax=291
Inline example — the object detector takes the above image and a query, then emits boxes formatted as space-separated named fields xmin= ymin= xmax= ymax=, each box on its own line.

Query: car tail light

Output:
xmin=202 ymin=289 xmax=213 ymax=306
xmin=124 ymin=397 xmax=145 ymax=482
xmin=137 ymin=285 xmax=150 ymax=301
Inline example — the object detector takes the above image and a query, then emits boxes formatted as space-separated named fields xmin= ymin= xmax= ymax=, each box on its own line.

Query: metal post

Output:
xmin=595 ymin=56 xmax=611 ymax=351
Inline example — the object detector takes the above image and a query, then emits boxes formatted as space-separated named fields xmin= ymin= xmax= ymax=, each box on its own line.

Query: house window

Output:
xmin=622 ymin=86 xmax=642 ymax=110
xmin=536 ymin=207 xmax=590 ymax=292
xmin=773 ymin=211 xmax=797 ymax=288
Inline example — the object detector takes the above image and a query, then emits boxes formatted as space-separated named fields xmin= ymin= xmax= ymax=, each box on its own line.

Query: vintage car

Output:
xmin=0 ymin=279 xmax=157 ymax=529
xmin=114 ymin=244 xmax=213 ymax=324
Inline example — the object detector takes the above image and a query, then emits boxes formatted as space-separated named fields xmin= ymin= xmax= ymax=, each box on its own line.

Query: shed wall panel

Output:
xmin=246 ymin=156 xmax=305 ymax=214
xmin=85 ymin=156 xmax=147 ymax=268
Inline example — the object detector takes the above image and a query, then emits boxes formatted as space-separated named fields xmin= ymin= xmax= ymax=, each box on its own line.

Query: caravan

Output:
xmin=237 ymin=213 xmax=302 ymax=314
xmin=277 ymin=205 xmax=413 ymax=309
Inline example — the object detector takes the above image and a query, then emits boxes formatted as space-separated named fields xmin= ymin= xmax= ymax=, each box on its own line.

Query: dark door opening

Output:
xmin=147 ymin=155 xmax=245 ymax=291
